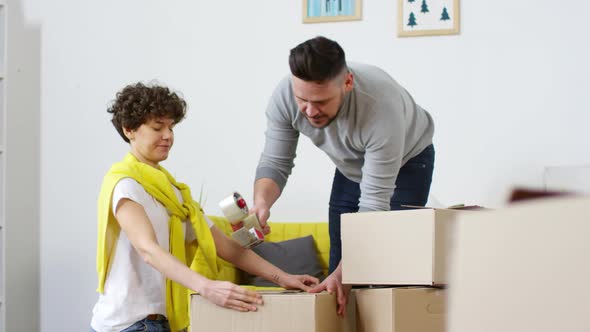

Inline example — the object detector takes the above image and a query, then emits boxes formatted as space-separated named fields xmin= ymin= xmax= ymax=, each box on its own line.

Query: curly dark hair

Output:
xmin=108 ymin=82 xmax=187 ymax=143
xmin=289 ymin=36 xmax=347 ymax=82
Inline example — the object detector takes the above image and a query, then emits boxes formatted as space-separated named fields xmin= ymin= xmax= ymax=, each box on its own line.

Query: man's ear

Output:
xmin=123 ymin=127 xmax=134 ymax=141
xmin=344 ymin=72 xmax=354 ymax=92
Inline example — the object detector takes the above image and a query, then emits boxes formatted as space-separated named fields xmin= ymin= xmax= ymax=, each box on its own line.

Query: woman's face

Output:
xmin=124 ymin=117 xmax=175 ymax=167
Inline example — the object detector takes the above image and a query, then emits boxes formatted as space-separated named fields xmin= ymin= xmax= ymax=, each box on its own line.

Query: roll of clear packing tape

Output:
xmin=219 ymin=192 xmax=249 ymax=224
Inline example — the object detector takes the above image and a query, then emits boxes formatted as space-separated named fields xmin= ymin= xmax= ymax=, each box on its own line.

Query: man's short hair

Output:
xmin=289 ymin=36 xmax=347 ymax=82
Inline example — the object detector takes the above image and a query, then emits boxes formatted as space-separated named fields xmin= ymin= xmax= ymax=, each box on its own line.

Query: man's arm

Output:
xmin=358 ymin=106 xmax=405 ymax=212
xmin=251 ymin=178 xmax=281 ymax=234
xmin=358 ymin=147 xmax=403 ymax=211
xmin=253 ymin=77 xmax=300 ymax=230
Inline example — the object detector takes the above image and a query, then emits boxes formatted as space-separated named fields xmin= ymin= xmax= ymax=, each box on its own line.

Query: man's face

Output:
xmin=291 ymin=72 xmax=354 ymax=128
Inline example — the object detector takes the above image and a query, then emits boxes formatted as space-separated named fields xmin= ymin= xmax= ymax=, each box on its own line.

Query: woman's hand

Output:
xmin=199 ymin=280 xmax=263 ymax=312
xmin=277 ymin=274 xmax=320 ymax=292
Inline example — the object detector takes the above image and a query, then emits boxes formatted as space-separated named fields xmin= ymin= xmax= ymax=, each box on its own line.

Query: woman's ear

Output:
xmin=123 ymin=127 xmax=135 ymax=141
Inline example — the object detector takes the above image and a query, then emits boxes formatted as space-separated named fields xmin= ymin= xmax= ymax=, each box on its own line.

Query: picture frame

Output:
xmin=398 ymin=0 xmax=460 ymax=37
xmin=303 ymin=0 xmax=362 ymax=24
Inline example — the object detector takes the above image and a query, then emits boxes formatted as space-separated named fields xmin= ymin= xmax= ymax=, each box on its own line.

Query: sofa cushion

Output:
xmin=245 ymin=235 xmax=325 ymax=287
xmin=264 ymin=222 xmax=330 ymax=277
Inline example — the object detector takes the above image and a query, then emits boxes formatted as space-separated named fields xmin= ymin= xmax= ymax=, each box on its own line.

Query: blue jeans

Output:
xmin=328 ymin=144 xmax=435 ymax=273
xmin=90 ymin=316 xmax=174 ymax=332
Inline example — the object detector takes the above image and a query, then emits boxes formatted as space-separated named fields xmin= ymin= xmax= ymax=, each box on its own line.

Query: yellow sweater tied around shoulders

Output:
xmin=96 ymin=153 xmax=218 ymax=332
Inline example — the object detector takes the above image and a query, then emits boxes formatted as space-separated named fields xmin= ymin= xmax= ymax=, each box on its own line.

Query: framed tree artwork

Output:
xmin=303 ymin=0 xmax=362 ymax=23
xmin=398 ymin=0 xmax=459 ymax=37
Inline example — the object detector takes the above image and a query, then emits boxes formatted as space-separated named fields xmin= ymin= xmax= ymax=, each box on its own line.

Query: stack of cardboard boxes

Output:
xmin=189 ymin=207 xmax=472 ymax=331
xmin=341 ymin=208 xmax=471 ymax=332
xmin=190 ymin=193 xmax=590 ymax=331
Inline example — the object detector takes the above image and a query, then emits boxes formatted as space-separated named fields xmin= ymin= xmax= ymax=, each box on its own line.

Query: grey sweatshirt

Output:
xmin=256 ymin=63 xmax=434 ymax=211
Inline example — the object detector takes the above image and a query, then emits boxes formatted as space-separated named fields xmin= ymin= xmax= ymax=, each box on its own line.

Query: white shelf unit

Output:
xmin=0 ymin=1 xmax=6 ymax=331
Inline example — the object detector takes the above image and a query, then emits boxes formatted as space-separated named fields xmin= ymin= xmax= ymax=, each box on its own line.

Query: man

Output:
xmin=251 ymin=36 xmax=435 ymax=314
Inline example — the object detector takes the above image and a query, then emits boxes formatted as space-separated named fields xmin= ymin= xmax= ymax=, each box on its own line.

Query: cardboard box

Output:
xmin=447 ymin=196 xmax=590 ymax=332
xmin=190 ymin=291 xmax=355 ymax=332
xmin=342 ymin=208 xmax=467 ymax=285
xmin=355 ymin=287 xmax=446 ymax=332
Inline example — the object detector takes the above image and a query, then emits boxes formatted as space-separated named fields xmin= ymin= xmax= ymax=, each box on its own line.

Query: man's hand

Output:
xmin=308 ymin=266 xmax=351 ymax=316
xmin=277 ymin=274 xmax=319 ymax=292
xmin=199 ymin=280 xmax=263 ymax=312
xmin=250 ymin=205 xmax=271 ymax=235
xmin=253 ymin=178 xmax=281 ymax=235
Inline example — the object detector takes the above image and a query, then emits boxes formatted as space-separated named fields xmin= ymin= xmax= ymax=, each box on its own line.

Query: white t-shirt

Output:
xmin=91 ymin=178 xmax=213 ymax=332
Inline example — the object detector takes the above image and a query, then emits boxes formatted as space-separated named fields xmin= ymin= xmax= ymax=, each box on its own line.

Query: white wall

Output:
xmin=12 ymin=0 xmax=590 ymax=330
xmin=4 ymin=1 xmax=41 ymax=331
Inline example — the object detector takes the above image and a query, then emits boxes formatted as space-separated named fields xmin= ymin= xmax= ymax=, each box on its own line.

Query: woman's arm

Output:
xmin=115 ymin=198 xmax=262 ymax=311
xmin=210 ymin=225 xmax=318 ymax=290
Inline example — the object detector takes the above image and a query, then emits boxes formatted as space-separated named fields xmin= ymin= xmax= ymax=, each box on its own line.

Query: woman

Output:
xmin=90 ymin=83 xmax=318 ymax=332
